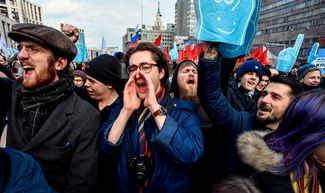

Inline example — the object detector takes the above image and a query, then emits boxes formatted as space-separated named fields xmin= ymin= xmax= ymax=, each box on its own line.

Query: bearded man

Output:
xmin=197 ymin=43 xmax=303 ymax=192
xmin=0 ymin=23 xmax=100 ymax=193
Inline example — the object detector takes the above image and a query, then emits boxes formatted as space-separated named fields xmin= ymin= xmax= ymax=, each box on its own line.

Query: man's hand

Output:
xmin=123 ymin=72 xmax=141 ymax=113
xmin=204 ymin=42 xmax=219 ymax=60
xmin=139 ymin=70 xmax=159 ymax=112
xmin=61 ymin=24 xmax=80 ymax=44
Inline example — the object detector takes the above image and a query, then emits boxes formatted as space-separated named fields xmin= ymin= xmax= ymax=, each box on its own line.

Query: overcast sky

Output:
xmin=31 ymin=0 xmax=177 ymax=50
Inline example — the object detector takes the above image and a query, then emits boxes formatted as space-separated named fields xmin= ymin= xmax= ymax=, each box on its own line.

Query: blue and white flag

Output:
xmin=0 ymin=36 xmax=9 ymax=57
xmin=129 ymin=24 xmax=140 ymax=47
xmin=195 ymin=0 xmax=256 ymax=46
xmin=74 ymin=31 xmax=87 ymax=63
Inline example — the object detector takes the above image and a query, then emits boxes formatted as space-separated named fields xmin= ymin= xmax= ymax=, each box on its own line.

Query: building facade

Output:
xmin=122 ymin=3 xmax=174 ymax=52
xmin=0 ymin=0 xmax=42 ymax=24
xmin=0 ymin=0 xmax=42 ymax=54
xmin=252 ymin=0 xmax=325 ymax=60
xmin=175 ymin=0 xmax=196 ymax=37
xmin=0 ymin=14 xmax=15 ymax=48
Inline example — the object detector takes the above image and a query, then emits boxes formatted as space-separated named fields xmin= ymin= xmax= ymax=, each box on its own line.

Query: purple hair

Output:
xmin=264 ymin=89 xmax=325 ymax=179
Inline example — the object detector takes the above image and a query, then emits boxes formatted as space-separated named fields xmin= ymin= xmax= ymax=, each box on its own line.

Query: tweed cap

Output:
xmin=8 ymin=23 xmax=77 ymax=63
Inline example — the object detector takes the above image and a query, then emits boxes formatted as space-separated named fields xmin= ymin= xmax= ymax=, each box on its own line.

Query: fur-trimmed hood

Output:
xmin=237 ymin=130 xmax=284 ymax=172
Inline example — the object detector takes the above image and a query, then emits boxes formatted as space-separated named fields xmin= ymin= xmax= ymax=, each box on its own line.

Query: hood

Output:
xmin=237 ymin=130 xmax=283 ymax=172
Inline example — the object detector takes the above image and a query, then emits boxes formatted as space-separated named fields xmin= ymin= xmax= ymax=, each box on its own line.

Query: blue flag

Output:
xmin=195 ymin=0 xmax=256 ymax=46
xmin=74 ymin=31 xmax=87 ymax=63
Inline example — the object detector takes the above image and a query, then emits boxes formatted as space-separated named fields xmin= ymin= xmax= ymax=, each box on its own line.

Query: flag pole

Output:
xmin=141 ymin=0 xmax=143 ymax=27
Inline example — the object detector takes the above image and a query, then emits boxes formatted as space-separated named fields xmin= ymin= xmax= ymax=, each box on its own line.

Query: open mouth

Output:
xmin=187 ymin=79 xmax=195 ymax=85
xmin=258 ymin=104 xmax=271 ymax=112
xmin=136 ymin=81 xmax=147 ymax=93
xmin=247 ymin=80 xmax=256 ymax=85
xmin=22 ymin=65 xmax=35 ymax=76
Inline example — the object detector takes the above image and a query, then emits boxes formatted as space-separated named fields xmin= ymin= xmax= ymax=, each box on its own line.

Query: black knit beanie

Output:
xmin=85 ymin=54 xmax=123 ymax=93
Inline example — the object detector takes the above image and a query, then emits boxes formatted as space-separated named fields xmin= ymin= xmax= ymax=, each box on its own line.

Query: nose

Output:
xmin=135 ymin=68 xmax=141 ymax=78
xmin=260 ymin=93 xmax=271 ymax=104
xmin=251 ymin=73 xmax=258 ymax=80
xmin=84 ymin=79 xmax=90 ymax=87
xmin=17 ymin=47 xmax=29 ymax=60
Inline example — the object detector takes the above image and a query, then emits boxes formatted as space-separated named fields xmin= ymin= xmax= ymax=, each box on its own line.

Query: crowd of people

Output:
xmin=0 ymin=21 xmax=324 ymax=193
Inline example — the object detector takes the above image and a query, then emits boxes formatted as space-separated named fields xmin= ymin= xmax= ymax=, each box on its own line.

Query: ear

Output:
xmin=54 ymin=57 xmax=68 ymax=71
xmin=159 ymin=68 xmax=165 ymax=80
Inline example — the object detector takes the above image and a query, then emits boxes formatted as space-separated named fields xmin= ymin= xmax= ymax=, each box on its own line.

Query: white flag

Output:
xmin=0 ymin=37 xmax=8 ymax=57
xmin=101 ymin=36 xmax=106 ymax=55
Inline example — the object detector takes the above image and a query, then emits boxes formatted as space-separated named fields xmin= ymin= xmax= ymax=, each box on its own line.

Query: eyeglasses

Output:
xmin=127 ymin=62 xmax=158 ymax=75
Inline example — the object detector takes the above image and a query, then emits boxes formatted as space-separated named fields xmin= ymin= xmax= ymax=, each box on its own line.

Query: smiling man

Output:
xmin=226 ymin=60 xmax=263 ymax=113
xmin=297 ymin=63 xmax=321 ymax=91
xmin=100 ymin=42 xmax=203 ymax=193
xmin=0 ymin=23 xmax=100 ymax=193
xmin=197 ymin=43 xmax=303 ymax=182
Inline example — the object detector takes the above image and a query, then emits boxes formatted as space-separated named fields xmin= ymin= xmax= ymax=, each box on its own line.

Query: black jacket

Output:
xmin=1 ymin=78 xmax=100 ymax=193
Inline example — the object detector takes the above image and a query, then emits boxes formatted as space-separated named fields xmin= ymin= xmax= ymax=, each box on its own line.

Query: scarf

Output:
xmin=136 ymin=86 xmax=165 ymax=193
xmin=226 ymin=81 xmax=257 ymax=113
xmin=290 ymin=161 xmax=323 ymax=193
xmin=16 ymin=79 xmax=74 ymax=142
xmin=137 ymin=86 xmax=165 ymax=155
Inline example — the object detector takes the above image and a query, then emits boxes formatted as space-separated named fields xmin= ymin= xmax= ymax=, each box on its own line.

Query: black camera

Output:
xmin=128 ymin=154 xmax=153 ymax=186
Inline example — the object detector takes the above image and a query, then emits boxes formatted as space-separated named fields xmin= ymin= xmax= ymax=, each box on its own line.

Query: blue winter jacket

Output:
xmin=197 ymin=56 xmax=257 ymax=174
xmin=100 ymin=92 xmax=204 ymax=193
xmin=0 ymin=148 xmax=56 ymax=193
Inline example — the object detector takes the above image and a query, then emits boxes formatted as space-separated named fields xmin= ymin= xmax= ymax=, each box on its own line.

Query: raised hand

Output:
xmin=307 ymin=42 xmax=319 ymax=64
xmin=277 ymin=34 xmax=304 ymax=72
xmin=138 ymin=70 xmax=159 ymax=110
xmin=204 ymin=42 xmax=219 ymax=60
xmin=123 ymin=73 xmax=141 ymax=112
xmin=61 ymin=24 xmax=80 ymax=44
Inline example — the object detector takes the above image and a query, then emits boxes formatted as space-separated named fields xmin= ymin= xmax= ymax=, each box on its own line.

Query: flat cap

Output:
xmin=8 ymin=23 xmax=77 ymax=63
